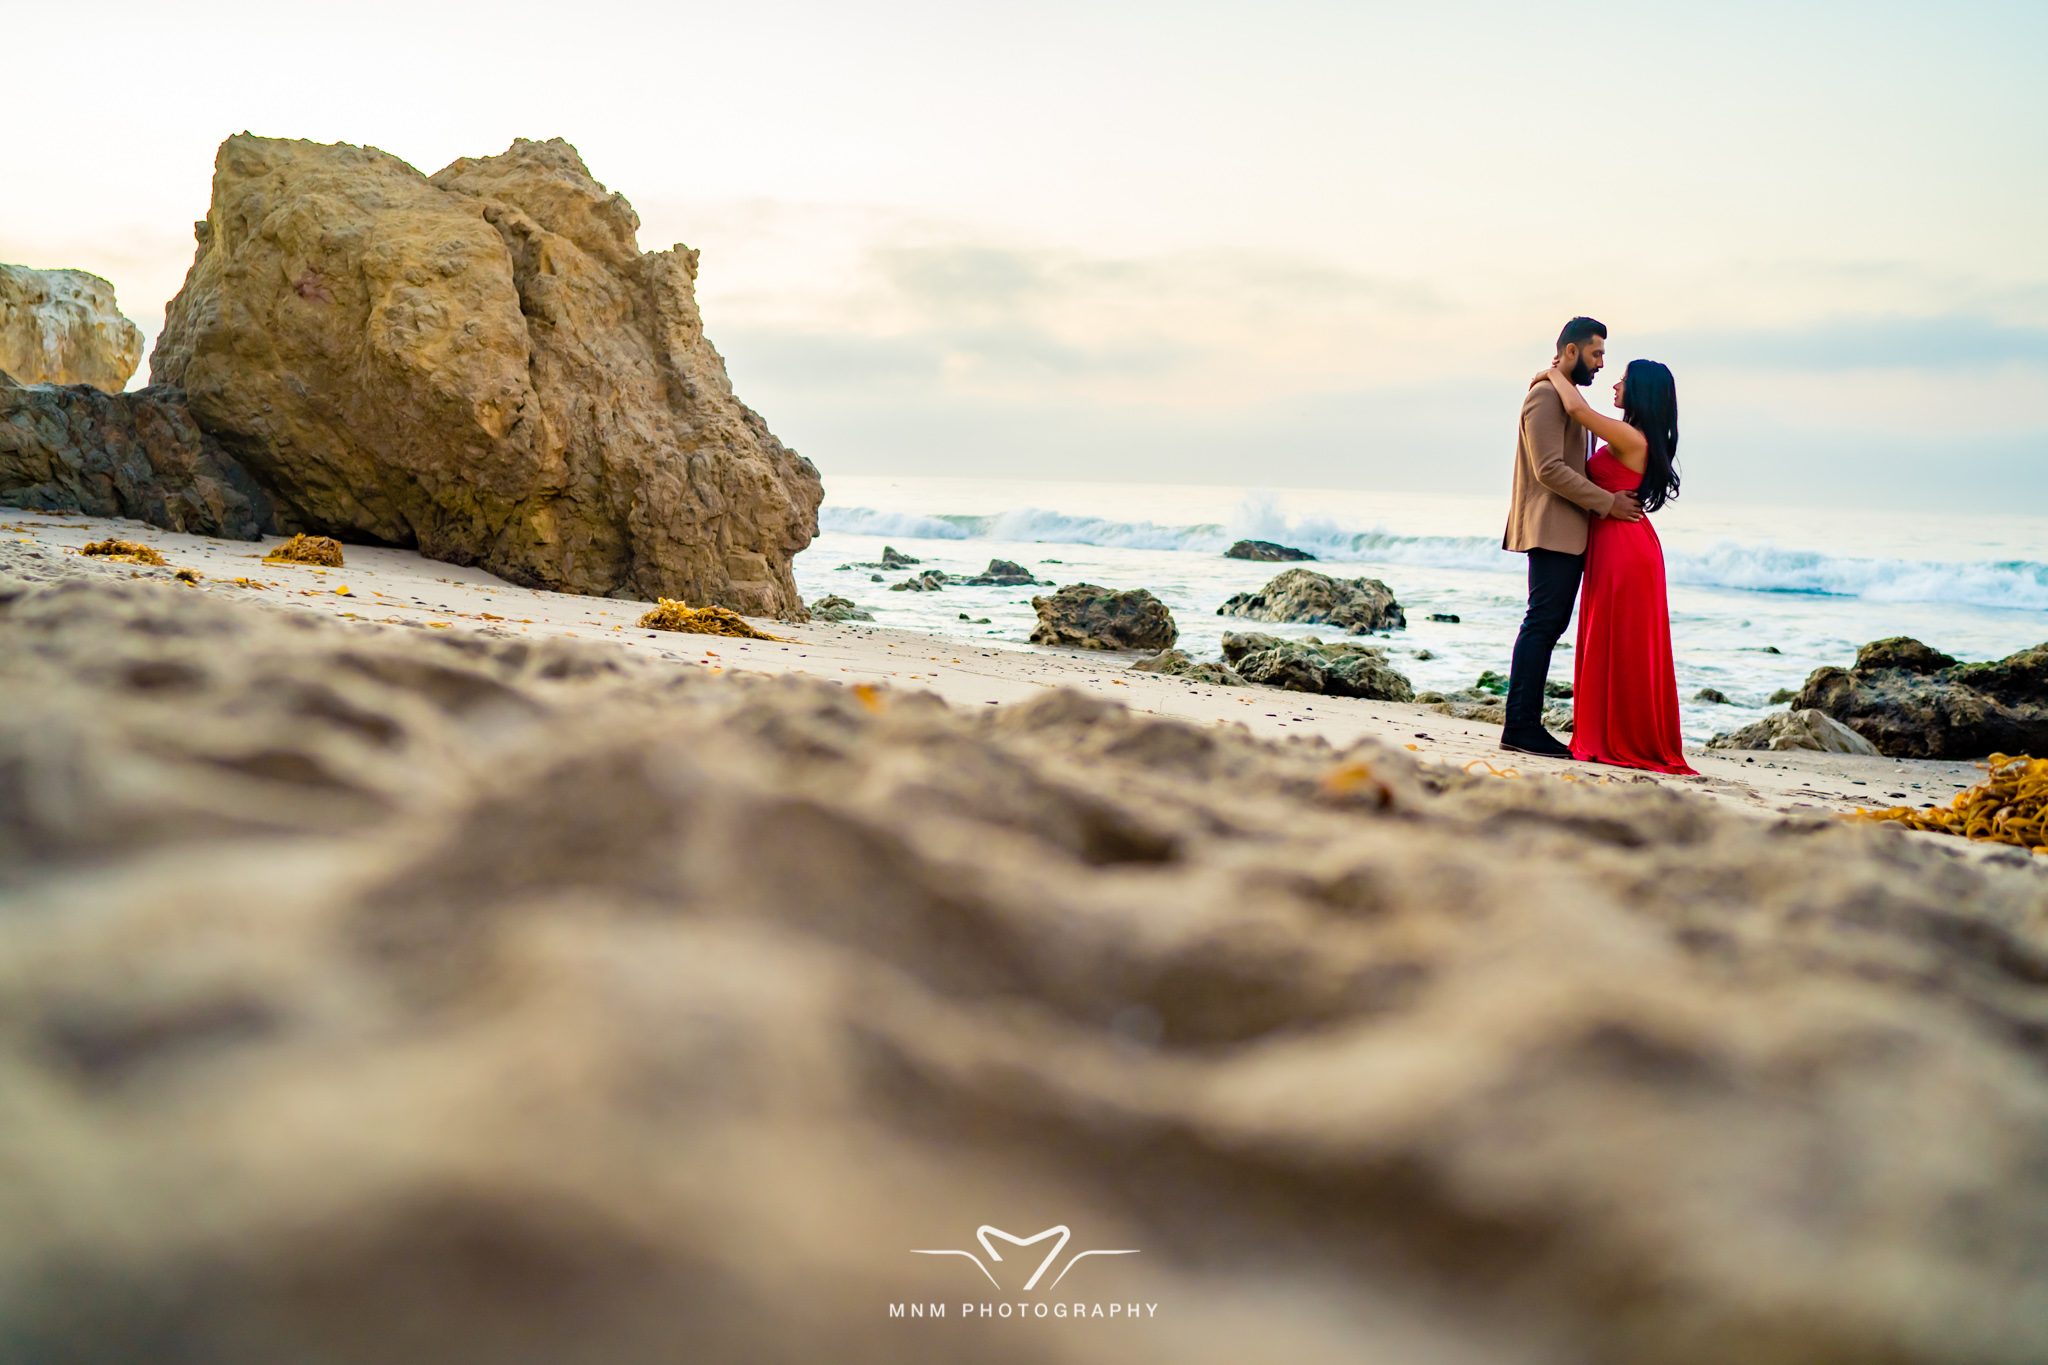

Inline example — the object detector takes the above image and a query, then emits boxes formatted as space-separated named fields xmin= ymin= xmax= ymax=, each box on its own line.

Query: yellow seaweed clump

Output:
xmin=1852 ymin=753 xmax=2047 ymax=853
xmin=79 ymin=539 xmax=168 ymax=566
xmin=264 ymin=534 xmax=345 ymax=567
xmin=638 ymin=600 xmax=779 ymax=640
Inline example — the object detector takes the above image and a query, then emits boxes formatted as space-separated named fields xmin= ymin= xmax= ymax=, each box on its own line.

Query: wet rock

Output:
xmin=1030 ymin=583 xmax=1178 ymax=651
xmin=880 ymin=546 xmax=920 ymax=569
xmin=1221 ymin=631 xmax=1413 ymax=701
xmin=809 ymin=595 xmax=874 ymax=622
xmin=1430 ymin=697 xmax=1506 ymax=724
xmin=1219 ymin=567 xmax=1405 ymax=633
xmin=1768 ymin=687 xmax=1798 ymax=705
xmin=0 ymin=382 xmax=274 ymax=539
xmin=887 ymin=569 xmax=947 ymax=592
xmin=6 ymin=570 xmax=2048 ymax=1364
xmin=956 ymin=558 xmax=1044 ymax=586
xmin=1706 ymin=708 xmax=1880 ymax=755
xmin=0 ymin=264 xmax=144 ymax=391
xmin=1129 ymin=647 xmax=1245 ymax=686
xmin=150 ymin=135 xmax=819 ymax=615
xmin=1857 ymin=637 xmax=1957 ymax=673
xmin=1224 ymin=538 xmax=1315 ymax=561
xmin=1427 ymin=612 xmax=1461 ymax=623
xmin=1794 ymin=637 xmax=2048 ymax=758
xmin=1415 ymin=684 xmax=1571 ymax=732
xmin=1544 ymin=679 xmax=1573 ymax=700
xmin=1694 ymin=687 xmax=1731 ymax=705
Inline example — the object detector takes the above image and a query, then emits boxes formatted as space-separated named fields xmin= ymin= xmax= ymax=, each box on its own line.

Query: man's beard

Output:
xmin=1568 ymin=358 xmax=1595 ymax=385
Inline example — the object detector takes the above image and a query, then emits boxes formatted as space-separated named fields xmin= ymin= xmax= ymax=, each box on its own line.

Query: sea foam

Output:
xmin=819 ymin=498 xmax=2048 ymax=612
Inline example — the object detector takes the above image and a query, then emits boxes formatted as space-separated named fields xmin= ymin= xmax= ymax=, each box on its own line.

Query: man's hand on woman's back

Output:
xmin=1603 ymin=491 xmax=1645 ymax=522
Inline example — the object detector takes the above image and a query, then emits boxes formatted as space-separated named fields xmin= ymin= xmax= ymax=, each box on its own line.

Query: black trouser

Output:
xmin=1505 ymin=547 xmax=1584 ymax=732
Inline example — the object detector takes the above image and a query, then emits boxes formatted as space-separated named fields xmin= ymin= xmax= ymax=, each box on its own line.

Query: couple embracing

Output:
xmin=1501 ymin=316 xmax=1693 ymax=774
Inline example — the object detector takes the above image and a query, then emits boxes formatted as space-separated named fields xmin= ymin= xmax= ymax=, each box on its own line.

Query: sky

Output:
xmin=5 ymin=0 xmax=2043 ymax=510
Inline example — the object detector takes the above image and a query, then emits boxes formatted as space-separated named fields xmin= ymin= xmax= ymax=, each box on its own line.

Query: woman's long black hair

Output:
xmin=1621 ymin=359 xmax=1680 ymax=512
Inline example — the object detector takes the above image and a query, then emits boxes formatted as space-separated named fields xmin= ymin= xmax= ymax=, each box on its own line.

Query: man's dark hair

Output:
xmin=1557 ymin=316 xmax=1607 ymax=351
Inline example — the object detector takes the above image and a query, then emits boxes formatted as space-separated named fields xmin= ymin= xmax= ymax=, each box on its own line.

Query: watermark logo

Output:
xmin=913 ymin=1224 xmax=1138 ymax=1292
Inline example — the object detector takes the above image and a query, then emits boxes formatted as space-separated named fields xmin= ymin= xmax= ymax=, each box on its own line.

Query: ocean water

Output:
xmin=793 ymin=476 xmax=2048 ymax=744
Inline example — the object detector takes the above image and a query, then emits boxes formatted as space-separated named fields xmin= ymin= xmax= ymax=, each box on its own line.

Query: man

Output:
xmin=1500 ymin=316 xmax=1642 ymax=758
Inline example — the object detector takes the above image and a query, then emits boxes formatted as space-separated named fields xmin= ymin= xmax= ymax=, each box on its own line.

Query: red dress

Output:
xmin=1570 ymin=447 xmax=1696 ymax=774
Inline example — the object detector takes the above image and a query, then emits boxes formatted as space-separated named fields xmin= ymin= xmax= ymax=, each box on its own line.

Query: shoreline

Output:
xmin=1 ymin=509 xmax=2001 ymax=834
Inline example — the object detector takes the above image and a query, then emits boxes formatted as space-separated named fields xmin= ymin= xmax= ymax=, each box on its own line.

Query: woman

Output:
xmin=1540 ymin=359 xmax=1695 ymax=774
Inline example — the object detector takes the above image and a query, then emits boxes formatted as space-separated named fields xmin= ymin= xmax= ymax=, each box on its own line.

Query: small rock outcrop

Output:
xmin=1856 ymin=637 xmax=1957 ymax=673
xmin=1030 ymin=584 xmax=1178 ymax=651
xmin=1793 ymin=636 xmax=2048 ymax=758
xmin=0 ymin=264 xmax=144 ymax=391
xmin=1129 ymin=647 xmax=1245 ymax=686
xmin=1219 ymin=567 xmax=1405 ymax=633
xmin=1707 ymin=709 xmax=1880 ymax=755
xmin=1224 ymin=538 xmax=1315 ymax=561
xmin=0 ymin=382 xmax=274 ymax=539
xmin=1413 ymin=686 xmax=1573 ymax=732
xmin=1221 ymin=631 xmax=1414 ymax=701
xmin=1695 ymin=687 xmax=1731 ymax=705
xmin=888 ymin=569 xmax=947 ymax=592
xmin=957 ymin=558 xmax=1043 ymax=586
xmin=809 ymin=595 xmax=874 ymax=622
xmin=150 ymin=134 xmax=821 ymax=615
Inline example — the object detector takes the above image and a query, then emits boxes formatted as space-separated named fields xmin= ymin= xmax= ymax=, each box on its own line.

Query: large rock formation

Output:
xmin=1221 ymin=630 xmax=1414 ymax=700
xmin=1029 ymin=583 xmax=1178 ymax=651
xmin=7 ymin=567 xmax=2048 ymax=1364
xmin=1706 ymin=708 xmax=1881 ymax=755
xmin=1794 ymin=636 xmax=2048 ymax=758
xmin=150 ymin=134 xmax=821 ymax=615
xmin=0 ymin=381 xmax=274 ymax=539
xmin=1219 ymin=567 xmax=1406 ymax=633
xmin=0 ymin=264 xmax=144 ymax=391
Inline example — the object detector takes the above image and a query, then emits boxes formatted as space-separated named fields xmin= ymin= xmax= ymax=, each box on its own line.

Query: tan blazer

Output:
xmin=1502 ymin=377 xmax=1617 ymax=555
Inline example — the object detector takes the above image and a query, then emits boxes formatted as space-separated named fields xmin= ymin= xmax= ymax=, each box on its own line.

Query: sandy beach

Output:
xmin=2 ymin=508 xmax=1994 ymax=827
xmin=4 ymin=17 xmax=2043 ymax=1354
xmin=8 ymin=522 xmax=2048 ymax=1365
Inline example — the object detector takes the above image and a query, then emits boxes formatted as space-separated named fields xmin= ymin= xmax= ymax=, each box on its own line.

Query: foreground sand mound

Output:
xmin=150 ymin=134 xmax=821 ymax=615
xmin=4 ymin=573 xmax=2048 ymax=1364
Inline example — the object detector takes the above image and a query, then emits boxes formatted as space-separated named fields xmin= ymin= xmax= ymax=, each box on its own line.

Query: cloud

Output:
xmin=1641 ymin=315 xmax=2048 ymax=372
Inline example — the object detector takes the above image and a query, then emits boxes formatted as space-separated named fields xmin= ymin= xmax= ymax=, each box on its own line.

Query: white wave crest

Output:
xmin=816 ymin=507 xmax=971 ymax=540
xmin=1665 ymin=542 xmax=2048 ymax=611
xmin=819 ymin=495 xmax=2048 ymax=611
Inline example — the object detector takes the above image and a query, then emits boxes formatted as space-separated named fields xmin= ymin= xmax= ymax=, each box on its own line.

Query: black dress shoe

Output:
xmin=1500 ymin=728 xmax=1574 ymax=759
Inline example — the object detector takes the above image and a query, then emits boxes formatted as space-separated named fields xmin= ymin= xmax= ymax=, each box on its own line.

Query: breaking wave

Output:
xmin=818 ymin=499 xmax=2048 ymax=612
